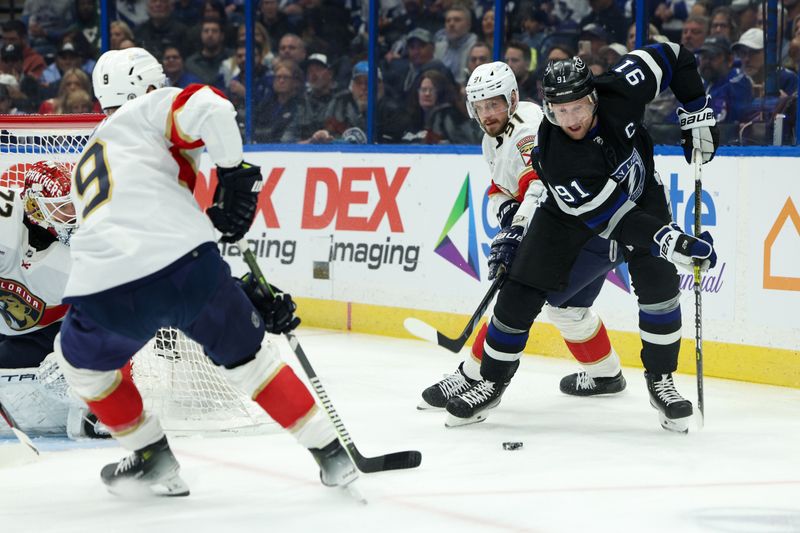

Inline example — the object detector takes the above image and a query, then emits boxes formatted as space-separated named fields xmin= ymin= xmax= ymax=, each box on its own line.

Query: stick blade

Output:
xmin=403 ymin=317 xmax=438 ymax=343
xmin=351 ymin=446 xmax=422 ymax=473
xmin=12 ymin=428 xmax=40 ymax=456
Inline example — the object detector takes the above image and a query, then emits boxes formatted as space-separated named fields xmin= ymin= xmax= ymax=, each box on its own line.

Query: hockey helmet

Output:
xmin=21 ymin=161 xmax=77 ymax=245
xmin=92 ymin=47 xmax=166 ymax=111
xmin=542 ymin=56 xmax=597 ymax=125
xmin=465 ymin=61 xmax=518 ymax=122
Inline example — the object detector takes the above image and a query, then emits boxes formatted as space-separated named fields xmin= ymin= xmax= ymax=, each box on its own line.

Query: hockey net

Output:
xmin=0 ymin=114 xmax=271 ymax=433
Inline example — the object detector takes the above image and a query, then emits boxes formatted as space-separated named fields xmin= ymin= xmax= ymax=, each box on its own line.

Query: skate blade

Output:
xmin=445 ymin=412 xmax=489 ymax=428
xmin=344 ymin=482 xmax=368 ymax=505
xmin=106 ymin=473 xmax=190 ymax=498
xmin=658 ymin=412 xmax=690 ymax=434
xmin=417 ymin=400 xmax=445 ymax=411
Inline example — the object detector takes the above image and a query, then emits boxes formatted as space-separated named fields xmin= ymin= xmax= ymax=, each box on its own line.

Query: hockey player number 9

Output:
xmin=74 ymin=141 xmax=112 ymax=219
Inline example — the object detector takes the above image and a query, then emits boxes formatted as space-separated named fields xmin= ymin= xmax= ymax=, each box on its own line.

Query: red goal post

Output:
xmin=0 ymin=114 xmax=272 ymax=433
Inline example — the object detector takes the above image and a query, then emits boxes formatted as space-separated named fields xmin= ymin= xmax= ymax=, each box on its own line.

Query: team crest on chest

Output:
xmin=610 ymin=148 xmax=645 ymax=201
xmin=0 ymin=277 xmax=44 ymax=331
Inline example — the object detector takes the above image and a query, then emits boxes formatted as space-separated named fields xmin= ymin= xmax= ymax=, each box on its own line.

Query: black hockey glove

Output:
xmin=488 ymin=225 xmax=524 ymax=280
xmin=497 ymin=199 xmax=520 ymax=228
xmin=652 ymin=223 xmax=717 ymax=273
xmin=677 ymin=95 xmax=719 ymax=164
xmin=239 ymin=274 xmax=301 ymax=335
xmin=207 ymin=162 xmax=264 ymax=243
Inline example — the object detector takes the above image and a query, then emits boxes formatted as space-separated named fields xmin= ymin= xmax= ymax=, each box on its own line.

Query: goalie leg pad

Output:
xmin=546 ymin=306 xmax=621 ymax=378
xmin=221 ymin=343 xmax=335 ymax=449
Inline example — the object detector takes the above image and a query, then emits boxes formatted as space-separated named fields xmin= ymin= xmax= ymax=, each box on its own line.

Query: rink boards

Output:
xmin=3 ymin=144 xmax=797 ymax=388
xmin=193 ymin=145 xmax=799 ymax=389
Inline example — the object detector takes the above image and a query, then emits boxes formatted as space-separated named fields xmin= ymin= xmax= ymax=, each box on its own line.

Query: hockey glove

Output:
xmin=677 ymin=95 xmax=719 ymax=164
xmin=497 ymin=199 xmax=520 ymax=228
xmin=239 ymin=274 xmax=301 ymax=335
xmin=488 ymin=225 xmax=524 ymax=280
xmin=652 ymin=223 xmax=717 ymax=273
xmin=207 ymin=162 xmax=264 ymax=243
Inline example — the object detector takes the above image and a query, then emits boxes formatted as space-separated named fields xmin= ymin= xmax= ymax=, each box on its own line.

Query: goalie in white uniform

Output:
xmin=55 ymin=48 xmax=356 ymax=496
xmin=0 ymin=161 xmax=106 ymax=439
xmin=419 ymin=62 xmax=628 ymax=427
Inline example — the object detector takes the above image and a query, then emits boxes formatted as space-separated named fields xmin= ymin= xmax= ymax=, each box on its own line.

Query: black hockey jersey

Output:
xmin=535 ymin=42 xmax=706 ymax=249
xmin=510 ymin=42 xmax=706 ymax=292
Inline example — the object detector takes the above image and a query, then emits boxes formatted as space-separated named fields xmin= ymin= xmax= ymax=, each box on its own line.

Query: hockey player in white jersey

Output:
xmin=419 ymin=62 xmax=627 ymax=427
xmin=55 ymin=48 xmax=356 ymax=496
xmin=0 ymin=161 xmax=107 ymax=439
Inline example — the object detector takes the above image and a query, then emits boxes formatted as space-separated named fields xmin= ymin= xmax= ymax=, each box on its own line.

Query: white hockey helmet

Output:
xmin=92 ymin=47 xmax=166 ymax=111
xmin=465 ymin=61 xmax=518 ymax=121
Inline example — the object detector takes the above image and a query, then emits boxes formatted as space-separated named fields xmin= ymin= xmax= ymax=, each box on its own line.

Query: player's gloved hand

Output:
xmin=488 ymin=225 xmax=524 ymax=280
xmin=239 ymin=274 xmax=301 ymax=335
xmin=497 ymin=199 xmax=520 ymax=228
xmin=652 ymin=222 xmax=717 ymax=272
xmin=207 ymin=162 xmax=263 ymax=243
xmin=677 ymin=95 xmax=719 ymax=164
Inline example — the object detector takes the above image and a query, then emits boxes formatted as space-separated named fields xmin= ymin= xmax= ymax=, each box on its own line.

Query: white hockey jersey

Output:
xmin=64 ymin=85 xmax=244 ymax=298
xmin=481 ymin=101 xmax=546 ymax=230
xmin=0 ymin=188 xmax=70 ymax=335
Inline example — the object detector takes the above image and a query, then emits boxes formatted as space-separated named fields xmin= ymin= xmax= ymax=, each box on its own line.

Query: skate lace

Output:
xmin=653 ymin=375 xmax=684 ymax=405
xmin=115 ymin=453 xmax=141 ymax=475
xmin=575 ymin=372 xmax=596 ymax=390
xmin=459 ymin=381 xmax=496 ymax=407
xmin=437 ymin=371 xmax=470 ymax=397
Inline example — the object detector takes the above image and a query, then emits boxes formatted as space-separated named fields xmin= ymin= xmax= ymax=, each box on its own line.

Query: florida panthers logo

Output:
xmin=0 ymin=278 xmax=44 ymax=331
xmin=610 ymin=149 xmax=645 ymax=201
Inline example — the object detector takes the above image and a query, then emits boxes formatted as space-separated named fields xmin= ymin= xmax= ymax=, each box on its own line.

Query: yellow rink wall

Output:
xmin=296 ymin=297 xmax=800 ymax=390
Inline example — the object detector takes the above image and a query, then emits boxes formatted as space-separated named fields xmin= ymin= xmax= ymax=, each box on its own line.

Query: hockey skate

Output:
xmin=309 ymin=439 xmax=358 ymax=488
xmin=560 ymin=371 xmax=626 ymax=396
xmin=418 ymin=363 xmax=477 ymax=410
xmin=100 ymin=436 xmax=189 ymax=497
xmin=444 ymin=380 xmax=507 ymax=427
xmin=645 ymin=372 xmax=693 ymax=433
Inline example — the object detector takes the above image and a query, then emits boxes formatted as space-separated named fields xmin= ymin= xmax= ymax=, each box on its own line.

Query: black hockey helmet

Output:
xmin=542 ymin=56 xmax=594 ymax=104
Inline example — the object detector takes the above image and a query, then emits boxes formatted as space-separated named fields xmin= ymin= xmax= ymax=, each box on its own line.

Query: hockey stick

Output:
xmin=692 ymin=149 xmax=705 ymax=429
xmin=0 ymin=399 xmax=40 ymax=457
xmin=403 ymin=267 xmax=506 ymax=353
xmin=238 ymin=242 xmax=422 ymax=473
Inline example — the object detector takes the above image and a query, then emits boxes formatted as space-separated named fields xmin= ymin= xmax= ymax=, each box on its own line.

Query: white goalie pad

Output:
xmin=0 ymin=367 xmax=71 ymax=437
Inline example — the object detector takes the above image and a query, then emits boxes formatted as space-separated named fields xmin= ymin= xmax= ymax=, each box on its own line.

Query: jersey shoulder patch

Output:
xmin=515 ymin=134 xmax=536 ymax=167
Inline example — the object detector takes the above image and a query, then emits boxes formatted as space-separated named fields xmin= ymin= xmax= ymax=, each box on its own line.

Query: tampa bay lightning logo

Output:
xmin=611 ymin=149 xmax=645 ymax=201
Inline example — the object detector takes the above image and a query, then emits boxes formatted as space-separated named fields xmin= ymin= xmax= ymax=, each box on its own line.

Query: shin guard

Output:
xmin=58 ymin=353 xmax=163 ymax=451
xmin=221 ymin=342 xmax=335 ymax=449
xmin=546 ymin=306 xmax=621 ymax=378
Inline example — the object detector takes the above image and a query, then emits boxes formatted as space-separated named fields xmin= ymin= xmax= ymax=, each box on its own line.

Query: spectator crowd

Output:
xmin=1 ymin=0 xmax=799 ymax=145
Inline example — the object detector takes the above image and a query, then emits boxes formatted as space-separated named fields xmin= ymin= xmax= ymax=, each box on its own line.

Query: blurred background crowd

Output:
xmin=0 ymin=0 xmax=797 ymax=145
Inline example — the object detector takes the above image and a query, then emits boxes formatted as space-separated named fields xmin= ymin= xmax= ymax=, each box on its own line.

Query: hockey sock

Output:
xmin=222 ymin=342 xmax=336 ymax=449
xmin=464 ymin=322 xmax=488 ymax=381
xmin=638 ymin=296 xmax=682 ymax=374
xmin=481 ymin=317 xmax=527 ymax=383
xmin=546 ymin=306 xmax=621 ymax=378
xmin=62 ymin=360 xmax=164 ymax=451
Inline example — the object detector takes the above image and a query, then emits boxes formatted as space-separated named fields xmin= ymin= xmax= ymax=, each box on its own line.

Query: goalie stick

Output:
xmin=238 ymin=242 xmax=422 ymax=474
xmin=404 ymin=267 xmax=506 ymax=353
xmin=0 ymin=400 xmax=40 ymax=457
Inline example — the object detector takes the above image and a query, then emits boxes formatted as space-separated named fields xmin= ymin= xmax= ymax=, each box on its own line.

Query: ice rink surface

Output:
xmin=1 ymin=328 xmax=799 ymax=533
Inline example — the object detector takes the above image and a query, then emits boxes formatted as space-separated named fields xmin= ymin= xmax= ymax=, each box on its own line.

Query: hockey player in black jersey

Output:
xmin=468 ymin=44 xmax=719 ymax=433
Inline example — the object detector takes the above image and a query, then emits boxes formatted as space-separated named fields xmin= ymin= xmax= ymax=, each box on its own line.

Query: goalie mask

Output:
xmin=92 ymin=47 xmax=166 ymax=111
xmin=465 ymin=61 xmax=518 ymax=135
xmin=21 ymin=161 xmax=77 ymax=245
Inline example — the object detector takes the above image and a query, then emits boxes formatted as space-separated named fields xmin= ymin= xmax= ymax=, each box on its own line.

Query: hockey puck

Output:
xmin=502 ymin=441 xmax=523 ymax=451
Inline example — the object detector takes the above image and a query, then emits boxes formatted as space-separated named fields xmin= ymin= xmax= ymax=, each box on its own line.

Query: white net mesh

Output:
xmin=0 ymin=115 xmax=271 ymax=433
